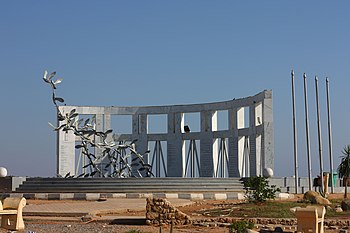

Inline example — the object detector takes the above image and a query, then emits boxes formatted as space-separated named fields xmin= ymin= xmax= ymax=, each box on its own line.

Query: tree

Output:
xmin=337 ymin=145 xmax=350 ymax=198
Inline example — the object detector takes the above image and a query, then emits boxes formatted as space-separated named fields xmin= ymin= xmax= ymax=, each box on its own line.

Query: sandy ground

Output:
xmin=0 ymin=194 xmax=347 ymax=233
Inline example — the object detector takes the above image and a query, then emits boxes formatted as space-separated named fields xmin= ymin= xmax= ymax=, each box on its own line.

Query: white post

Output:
xmin=326 ymin=78 xmax=334 ymax=193
xmin=303 ymin=73 xmax=312 ymax=191
xmin=315 ymin=76 xmax=324 ymax=194
xmin=291 ymin=70 xmax=299 ymax=194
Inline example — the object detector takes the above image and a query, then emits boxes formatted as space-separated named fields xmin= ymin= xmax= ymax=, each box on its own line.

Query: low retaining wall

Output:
xmin=1 ymin=192 xmax=246 ymax=201
xmin=269 ymin=177 xmax=344 ymax=194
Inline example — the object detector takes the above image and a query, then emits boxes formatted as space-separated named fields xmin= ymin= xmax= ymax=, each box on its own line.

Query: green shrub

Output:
xmin=229 ymin=220 xmax=254 ymax=233
xmin=244 ymin=176 xmax=281 ymax=203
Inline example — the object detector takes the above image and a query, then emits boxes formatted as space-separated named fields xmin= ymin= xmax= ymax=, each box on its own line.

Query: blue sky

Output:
xmin=0 ymin=1 xmax=349 ymax=178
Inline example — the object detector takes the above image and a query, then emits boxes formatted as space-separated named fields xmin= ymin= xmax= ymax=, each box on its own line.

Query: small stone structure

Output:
xmin=145 ymin=198 xmax=191 ymax=225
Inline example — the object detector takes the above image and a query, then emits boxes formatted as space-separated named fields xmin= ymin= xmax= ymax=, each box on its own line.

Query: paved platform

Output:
xmin=23 ymin=198 xmax=193 ymax=220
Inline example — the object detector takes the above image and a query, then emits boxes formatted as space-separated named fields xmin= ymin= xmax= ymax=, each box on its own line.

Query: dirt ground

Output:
xmin=1 ymin=194 xmax=347 ymax=233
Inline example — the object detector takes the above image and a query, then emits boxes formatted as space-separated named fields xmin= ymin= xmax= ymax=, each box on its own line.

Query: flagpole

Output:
xmin=291 ymin=70 xmax=299 ymax=194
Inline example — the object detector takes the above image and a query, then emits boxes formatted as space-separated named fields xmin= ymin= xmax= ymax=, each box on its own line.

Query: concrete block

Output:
xmin=152 ymin=193 xmax=166 ymax=198
xmin=10 ymin=193 xmax=24 ymax=198
xmin=111 ymin=193 xmax=127 ymax=198
xmin=35 ymin=193 xmax=48 ymax=200
xmin=214 ymin=193 xmax=227 ymax=200
xmin=277 ymin=193 xmax=294 ymax=200
xmin=126 ymin=193 xmax=141 ymax=198
xmin=86 ymin=193 xmax=100 ymax=201
xmin=178 ymin=193 xmax=204 ymax=200
xmin=164 ymin=193 xmax=178 ymax=199
xmin=227 ymin=192 xmax=245 ymax=200
xmin=60 ymin=193 xmax=74 ymax=200
xmin=74 ymin=193 xmax=87 ymax=200
xmin=203 ymin=193 xmax=215 ymax=200
xmin=99 ymin=193 xmax=108 ymax=199
xmin=48 ymin=193 xmax=61 ymax=200
xmin=140 ymin=193 xmax=153 ymax=198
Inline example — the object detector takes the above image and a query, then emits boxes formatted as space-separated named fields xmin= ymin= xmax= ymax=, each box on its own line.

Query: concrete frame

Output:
xmin=57 ymin=90 xmax=274 ymax=178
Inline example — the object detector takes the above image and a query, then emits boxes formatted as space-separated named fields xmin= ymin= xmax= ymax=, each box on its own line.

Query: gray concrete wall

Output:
xmin=0 ymin=177 xmax=26 ymax=192
xmin=57 ymin=90 xmax=274 ymax=178
xmin=269 ymin=177 xmax=343 ymax=194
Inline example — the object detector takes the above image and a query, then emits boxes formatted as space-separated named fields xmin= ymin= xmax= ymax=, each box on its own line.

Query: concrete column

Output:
xmin=167 ymin=112 xmax=184 ymax=177
xmin=57 ymin=107 xmax=76 ymax=177
xmin=132 ymin=114 xmax=148 ymax=176
xmin=249 ymin=105 xmax=257 ymax=176
xmin=103 ymin=110 xmax=112 ymax=141
xmin=237 ymin=108 xmax=245 ymax=177
xmin=200 ymin=111 xmax=215 ymax=177
xmin=103 ymin=110 xmax=112 ymax=174
xmin=262 ymin=90 xmax=274 ymax=171
xmin=212 ymin=111 xmax=219 ymax=176
xmin=228 ymin=108 xmax=240 ymax=177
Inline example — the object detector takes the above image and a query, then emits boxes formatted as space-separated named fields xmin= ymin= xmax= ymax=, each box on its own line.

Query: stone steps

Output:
xmin=15 ymin=177 xmax=245 ymax=194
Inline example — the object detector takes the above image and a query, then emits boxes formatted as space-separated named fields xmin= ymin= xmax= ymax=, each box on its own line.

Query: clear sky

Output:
xmin=1 ymin=1 xmax=349 ymax=178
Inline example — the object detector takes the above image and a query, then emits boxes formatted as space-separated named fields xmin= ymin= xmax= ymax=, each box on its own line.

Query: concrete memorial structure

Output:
xmin=57 ymin=90 xmax=274 ymax=178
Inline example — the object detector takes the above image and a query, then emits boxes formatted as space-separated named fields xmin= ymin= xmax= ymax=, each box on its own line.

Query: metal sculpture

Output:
xmin=43 ymin=71 xmax=153 ymax=178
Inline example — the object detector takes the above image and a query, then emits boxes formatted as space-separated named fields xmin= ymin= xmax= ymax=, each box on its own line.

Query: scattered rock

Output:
xmin=341 ymin=199 xmax=350 ymax=211
xmin=81 ymin=214 xmax=94 ymax=222
xmin=313 ymin=195 xmax=331 ymax=205
xmin=303 ymin=190 xmax=320 ymax=203
xmin=289 ymin=206 xmax=301 ymax=213
xmin=335 ymin=207 xmax=343 ymax=213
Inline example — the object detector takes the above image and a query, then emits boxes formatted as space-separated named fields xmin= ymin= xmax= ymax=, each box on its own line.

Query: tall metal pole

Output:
xmin=303 ymin=73 xmax=312 ymax=190
xmin=315 ymin=76 xmax=324 ymax=193
xmin=326 ymin=78 xmax=334 ymax=193
xmin=291 ymin=70 xmax=299 ymax=194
